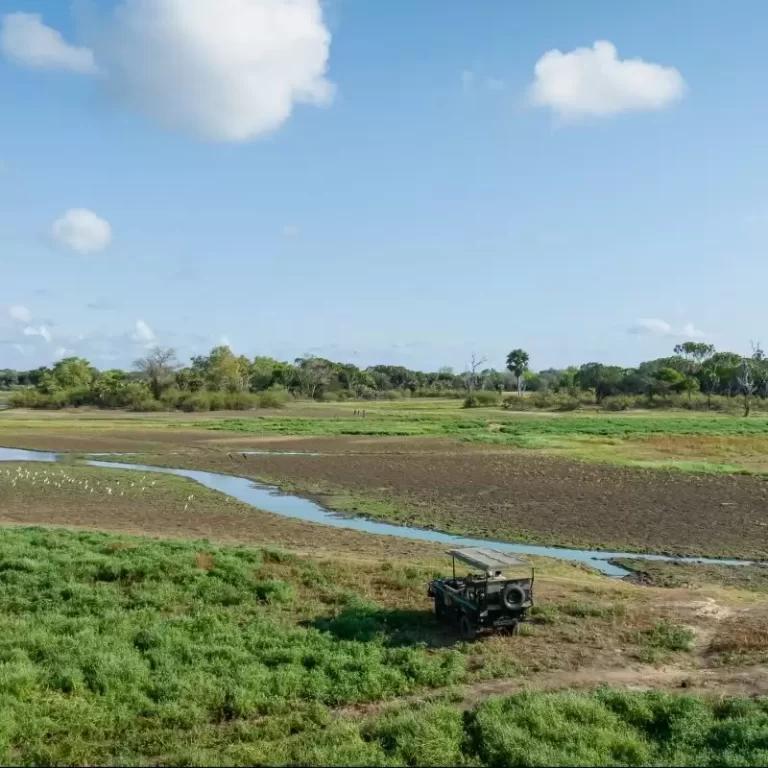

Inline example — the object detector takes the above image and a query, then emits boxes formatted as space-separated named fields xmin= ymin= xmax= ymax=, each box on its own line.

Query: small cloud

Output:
xmin=0 ymin=12 xmax=98 ymax=74
xmin=9 ymin=304 xmax=31 ymax=323
xmin=54 ymin=346 xmax=72 ymax=359
xmin=629 ymin=317 xmax=709 ymax=340
xmin=86 ymin=300 xmax=117 ymax=311
xmin=132 ymin=320 xmax=155 ymax=345
xmin=51 ymin=209 xmax=113 ymax=254
xmin=282 ymin=224 xmax=299 ymax=238
xmin=23 ymin=325 xmax=52 ymax=343
xmin=681 ymin=323 xmax=707 ymax=340
xmin=12 ymin=343 xmax=27 ymax=355
xmin=628 ymin=318 xmax=672 ymax=336
xmin=530 ymin=40 xmax=685 ymax=118
xmin=220 ymin=335 xmax=231 ymax=347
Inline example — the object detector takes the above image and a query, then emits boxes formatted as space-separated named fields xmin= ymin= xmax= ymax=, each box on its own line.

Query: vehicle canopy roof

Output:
xmin=448 ymin=547 xmax=531 ymax=575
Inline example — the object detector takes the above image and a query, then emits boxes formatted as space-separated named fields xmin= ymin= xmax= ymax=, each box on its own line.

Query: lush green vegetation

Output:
xmin=0 ymin=526 xmax=766 ymax=766
xmin=3 ymin=339 xmax=768 ymax=414
xmin=199 ymin=413 xmax=768 ymax=440
xmin=0 ymin=527 xmax=466 ymax=764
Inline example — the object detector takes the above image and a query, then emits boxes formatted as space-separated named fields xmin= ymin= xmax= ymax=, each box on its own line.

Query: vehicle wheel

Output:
xmin=459 ymin=614 xmax=476 ymax=641
xmin=502 ymin=584 xmax=526 ymax=611
xmin=434 ymin=597 xmax=444 ymax=620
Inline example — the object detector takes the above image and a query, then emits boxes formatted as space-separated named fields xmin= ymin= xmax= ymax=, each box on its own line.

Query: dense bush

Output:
xmin=463 ymin=391 xmax=501 ymax=408
xmin=530 ymin=392 xmax=582 ymax=411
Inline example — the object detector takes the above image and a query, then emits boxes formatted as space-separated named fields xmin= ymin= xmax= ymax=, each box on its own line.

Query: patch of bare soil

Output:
xmin=0 ymin=429 xmax=472 ymax=455
xmin=0 ymin=483 xmax=448 ymax=563
xmin=131 ymin=450 xmax=768 ymax=560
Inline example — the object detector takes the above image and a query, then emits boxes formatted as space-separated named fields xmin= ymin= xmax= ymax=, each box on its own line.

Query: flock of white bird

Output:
xmin=0 ymin=466 xmax=197 ymax=510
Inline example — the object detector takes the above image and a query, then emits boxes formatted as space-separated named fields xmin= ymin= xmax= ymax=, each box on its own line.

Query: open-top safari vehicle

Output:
xmin=427 ymin=547 xmax=534 ymax=640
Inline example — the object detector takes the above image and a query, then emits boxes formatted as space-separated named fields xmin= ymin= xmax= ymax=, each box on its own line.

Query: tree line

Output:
xmin=0 ymin=341 xmax=765 ymax=414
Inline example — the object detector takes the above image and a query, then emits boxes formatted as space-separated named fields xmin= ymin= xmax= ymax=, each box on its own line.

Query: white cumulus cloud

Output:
xmin=629 ymin=318 xmax=709 ymax=340
xmin=8 ymin=304 xmax=31 ymax=323
xmin=2 ymin=1 xmax=333 ymax=142
xmin=681 ymin=323 xmax=707 ymax=340
xmin=0 ymin=12 xmax=98 ymax=74
xmin=51 ymin=209 xmax=113 ymax=254
xmin=23 ymin=325 xmax=52 ymax=343
xmin=629 ymin=318 xmax=672 ymax=336
xmin=132 ymin=320 xmax=155 ymax=344
xmin=530 ymin=40 xmax=685 ymax=118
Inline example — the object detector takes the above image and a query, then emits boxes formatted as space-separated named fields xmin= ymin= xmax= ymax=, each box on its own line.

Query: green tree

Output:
xmin=51 ymin=357 xmax=97 ymax=389
xmin=295 ymin=356 xmax=333 ymax=399
xmin=554 ymin=367 xmax=579 ymax=396
xmin=506 ymin=349 xmax=529 ymax=396
xmin=91 ymin=370 xmax=129 ymax=407
xmin=576 ymin=363 xmax=626 ymax=404
xmin=652 ymin=367 xmax=686 ymax=396
xmin=673 ymin=342 xmax=715 ymax=401
xmin=250 ymin=356 xmax=279 ymax=392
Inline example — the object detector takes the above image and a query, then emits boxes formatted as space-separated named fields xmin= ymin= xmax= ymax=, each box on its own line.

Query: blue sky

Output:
xmin=1 ymin=0 xmax=767 ymax=372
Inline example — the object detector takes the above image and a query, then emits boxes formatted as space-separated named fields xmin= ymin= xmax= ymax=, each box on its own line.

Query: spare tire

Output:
xmin=502 ymin=583 xmax=526 ymax=611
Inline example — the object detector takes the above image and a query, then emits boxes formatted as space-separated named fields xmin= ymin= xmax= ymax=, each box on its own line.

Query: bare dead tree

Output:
xmin=464 ymin=353 xmax=488 ymax=395
xmin=133 ymin=346 xmax=179 ymax=400
xmin=737 ymin=341 xmax=761 ymax=417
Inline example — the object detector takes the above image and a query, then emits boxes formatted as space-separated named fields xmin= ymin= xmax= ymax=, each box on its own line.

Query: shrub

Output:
xmin=555 ymin=396 xmax=582 ymax=411
xmin=223 ymin=392 xmax=258 ymax=410
xmin=9 ymin=389 xmax=48 ymax=408
xmin=531 ymin=392 xmax=556 ymax=409
xmin=602 ymin=396 xmax=633 ymax=411
xmin=129 ymin=397 xmax=167 ymax=412
xmin=502 ymin=395 xmax=532 ymax=411
xmin=634 ymin=621 xmax=695 ymax=653
xmin=463 ymin=391 xmax=500 ymax=408
xmin=257 ymin=389 xmax=289 ymax=408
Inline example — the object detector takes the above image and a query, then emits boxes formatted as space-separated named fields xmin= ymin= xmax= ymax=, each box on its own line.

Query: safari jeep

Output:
xmin=427 ymin=547 xmax=534 ymax=640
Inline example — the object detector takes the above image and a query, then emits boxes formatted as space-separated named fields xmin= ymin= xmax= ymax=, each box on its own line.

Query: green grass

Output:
xmin=614 ymin=559 xmax=768 ymax=592
xmin=197 ymin=413 xmax=768 ymax=441
xmin=0 ymin=527 xmax=466 ymax=765
xmin=198 ymin=415 xmax=489 ymax=437
xmin=632 ymin=620 xmax=696 ymax=663
xmin=1 ymin=526 xmax=766 ymax=765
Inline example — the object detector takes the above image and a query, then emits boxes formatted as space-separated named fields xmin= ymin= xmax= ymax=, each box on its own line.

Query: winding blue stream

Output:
xmin=0 ymin=446 xmax=765 ymax=578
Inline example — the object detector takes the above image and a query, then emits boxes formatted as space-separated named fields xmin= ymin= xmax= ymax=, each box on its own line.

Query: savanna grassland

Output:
xmin=5 ymin=401 xmax=766 ymax=558
xmin=3 ymin=525 xmax=768 ymax=766
xmin=3 ymin=402 xmax=768 ymax=764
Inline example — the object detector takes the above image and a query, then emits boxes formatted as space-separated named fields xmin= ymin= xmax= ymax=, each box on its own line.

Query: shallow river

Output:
xmin=0 ymin=446 xmax=764 ymax=578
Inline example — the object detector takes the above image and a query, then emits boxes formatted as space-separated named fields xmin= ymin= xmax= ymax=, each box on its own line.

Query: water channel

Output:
xmin=0 ymin=446 xmax=764 ymax=578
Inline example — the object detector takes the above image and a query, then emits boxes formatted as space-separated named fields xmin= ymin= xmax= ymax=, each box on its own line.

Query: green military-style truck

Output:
xmin=428 ymin=547 xmax=534 ymax=640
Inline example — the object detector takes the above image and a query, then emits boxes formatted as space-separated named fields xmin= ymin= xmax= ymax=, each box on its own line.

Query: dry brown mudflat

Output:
xmin=0 ymin=464 xmax=449 ymax=563
xmin=2 ymin=422 xmax=768 ymax=558
xmin=0 ymin=425 xmax=466 ymax=454
xmin=118 ymin=447 xmax=768 ymax=561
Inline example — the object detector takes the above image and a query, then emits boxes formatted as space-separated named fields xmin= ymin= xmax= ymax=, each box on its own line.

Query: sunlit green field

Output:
xmin=2 ymin=526 xmax=768 ymax=766
xmin=3 ymin=399 xmax=768 ymax=473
